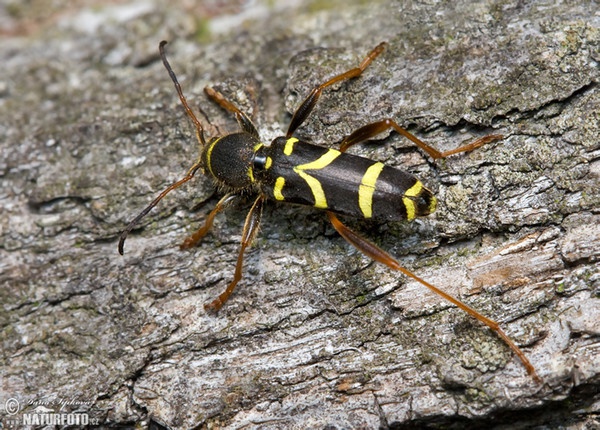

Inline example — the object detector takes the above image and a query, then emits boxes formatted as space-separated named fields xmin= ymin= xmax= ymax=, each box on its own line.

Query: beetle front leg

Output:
xmin=204 ymin=87 xmax=260 ymax=138
xmin=286 ymin=42 xmax=387 ymax=137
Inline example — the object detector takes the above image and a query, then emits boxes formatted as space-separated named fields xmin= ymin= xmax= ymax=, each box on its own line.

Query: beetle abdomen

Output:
xmin=254 ymin=136 xmax=436 ymax=221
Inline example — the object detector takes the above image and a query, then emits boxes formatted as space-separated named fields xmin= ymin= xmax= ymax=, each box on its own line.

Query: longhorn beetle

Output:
xmin=118 ymin=41 xmax=540 ymax=382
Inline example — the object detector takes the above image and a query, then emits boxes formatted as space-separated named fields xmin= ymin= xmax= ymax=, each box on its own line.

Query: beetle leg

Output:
xmin=180 ymin=193 xmax=239 ymax=249
xmin=339 ymin=118 xmax=502 ymax=158
xmin=326 ymin=211 xmax=541 ymax=382
xmin=286 ymin=42 xmax=387 ymax=138
xmin=204 ymin=87 xmax=260 ymax=138
xmin=205 ymin=195 xmax=265 ymax=312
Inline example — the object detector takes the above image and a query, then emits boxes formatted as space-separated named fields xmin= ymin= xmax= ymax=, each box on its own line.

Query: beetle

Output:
xmin=118 ymin=41 xmax=540 ymax=381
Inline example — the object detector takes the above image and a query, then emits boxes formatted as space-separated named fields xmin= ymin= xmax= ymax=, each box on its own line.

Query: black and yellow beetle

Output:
xmin=118 ymin=41 xmax=540 ymax=381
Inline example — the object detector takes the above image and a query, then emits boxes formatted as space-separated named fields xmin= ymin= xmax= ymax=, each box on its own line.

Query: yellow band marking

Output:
xmin=295 ymin=171 xmax=327 ymax=208
xmin=404 ymin=181 xmax=423 ymax=197
xmin=253 ymin=142 xmax=264 ymax=151
xmin=402 ymin=181 xmax=423 ymax=220
xmin=204 ymin=137 xmax=221 ymax=178
xmin=358 ymin=162 xmax=385 ymax=218
xmin=429 ymin=195 xmax=437 ymax=213
xmin=274 ymin=176 xmax=285 ymax=201
xmin=295 ymin=148 xmax=341 ymax=171
xmin=402 ymin=197 xmax=416 ymax=220
xmin=284 ymin=137 xmax=298 ymax=156
xmin=265 ymin=157 xmax=272 ymax=169
xmin=247 ymin=167 xmax=255 ymax=183
xmin=293 ymin=149 xmax=341 ymax=209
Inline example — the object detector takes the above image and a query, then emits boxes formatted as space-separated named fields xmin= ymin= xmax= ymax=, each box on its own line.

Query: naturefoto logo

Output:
xmin=2 ymin=397 xmax=98 ymax=426
xmin=4 ymin=398 xmax=19 ymax=415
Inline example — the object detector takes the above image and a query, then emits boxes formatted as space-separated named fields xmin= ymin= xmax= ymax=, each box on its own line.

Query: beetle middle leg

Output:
xmin=180 ymin=193 xmax=239 ymax=249
xmin=204 ymin=195 xmax=265 ymax=312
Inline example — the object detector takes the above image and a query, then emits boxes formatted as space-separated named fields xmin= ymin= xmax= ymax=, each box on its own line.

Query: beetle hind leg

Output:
xmin=326 ymin=211 xmax=540 ymax=381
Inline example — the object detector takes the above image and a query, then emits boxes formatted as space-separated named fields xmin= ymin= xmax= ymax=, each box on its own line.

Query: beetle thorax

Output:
xmin=201 ymin=132 xmax=261 ymax=190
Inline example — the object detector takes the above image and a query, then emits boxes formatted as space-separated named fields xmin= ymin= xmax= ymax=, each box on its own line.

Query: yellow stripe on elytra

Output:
xmin=428 ymin=195 xmax=437 ymax=213
xmin=265 ymin=157 xmax=272 ymax=169
xmin=274 ymin=176 xmax=285 ymax=201
xmin=247 ymin=167 xmax=255 ymax=183
xmin=284 ymin=137 xmax=298 ymax=156
xmin=295 ymin=171 xmax=327 ymax=208
xmin=404 ymin=181 xmax=423 ymax=197
xmin=294 ymin=148 xmax=341 ymax=171
xmin=204 ymin=137 xmax=221 ymax=177
xmin=293 ymin=149 xmax=341 ymax=209
xmin=358 ymin=162 xmax=385 ymax=218
xmin=402 ymin=181 xmax=423 ymax=220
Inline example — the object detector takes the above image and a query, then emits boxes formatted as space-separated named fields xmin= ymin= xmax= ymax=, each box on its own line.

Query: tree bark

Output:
xmin=1 ymin=1 xmax=599 ymax=429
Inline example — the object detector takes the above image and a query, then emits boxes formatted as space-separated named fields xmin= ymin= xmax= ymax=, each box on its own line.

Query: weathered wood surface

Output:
xmin=1 ymin=1 xmax=599 ymax=428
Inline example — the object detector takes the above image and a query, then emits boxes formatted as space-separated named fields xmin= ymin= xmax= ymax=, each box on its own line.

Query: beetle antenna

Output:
xmin=118 ymin=41 xmax=209 ymax=255
xmin=118 ymin=162 xmax=202 ymax=255
xmin=159 ymin=40 xmax=206 ymax=147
